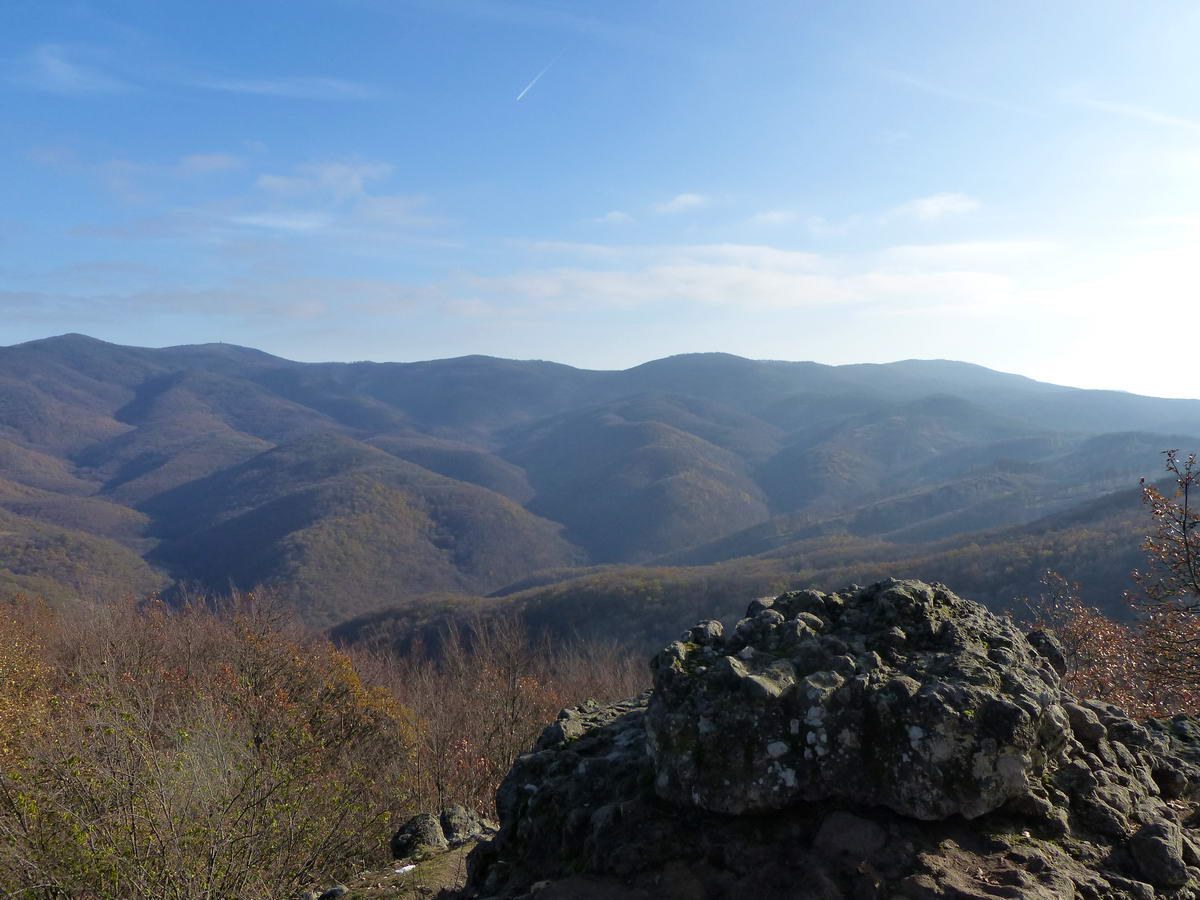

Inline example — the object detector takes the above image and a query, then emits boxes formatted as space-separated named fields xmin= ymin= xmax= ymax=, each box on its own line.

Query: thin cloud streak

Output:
xmin=192 ymin=76 xmax=377 ymax=100
xmin=880 ymin=68 xmax=1040 ymax=117
xmin=1072 ymin=97 xmax=1200 ymax=134
xmin=10 ymin=44 xmax=131 ymax=95
xmin=516 ymin=55 xmax=560 ymax=101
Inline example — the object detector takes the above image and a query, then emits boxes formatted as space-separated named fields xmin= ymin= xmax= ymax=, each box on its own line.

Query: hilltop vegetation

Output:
xmin=336 ymin=481 xmax=1148 ymax=653
xmin=0 ymin=506 xmax=163 ymax=604
xmin=1 ymin=333 xmax=1198 ymax=629
xmin=0 ymin=592 xmax=641 ymax=898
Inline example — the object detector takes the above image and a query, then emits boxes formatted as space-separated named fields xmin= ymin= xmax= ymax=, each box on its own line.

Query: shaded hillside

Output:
xmin=368 ymin=433 xmax=535 ymax=502
xmin=0 ymin=478 xmax=150 ymax=547
xmin=756 ymin=394 xmax=1047 ymax=513
xmin=502 ymin=397 xmax=772 ymax=560
xmin=144 ymin=434 xmax=582 ymax=625
xmin=1 ymin=333 xmax=1197 ymax=627
xmin=335 ymin=484 xmax=1148 ymax=654
xmin=0 ymin=507 xmax=164 ymax=603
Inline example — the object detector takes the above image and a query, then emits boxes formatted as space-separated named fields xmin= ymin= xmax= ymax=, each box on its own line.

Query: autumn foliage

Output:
xmin=0 ymin=592 xmax=643 ymax=899
xmin=376 ymin=616 xmax=644 ymax=812
xmin=0 ymin=592 xmax=417 ymax=898
xmin=1023 ymin=450 xmax=1200 ymax=718
xmin=8 ymin=448 xmax=1200 ymax=897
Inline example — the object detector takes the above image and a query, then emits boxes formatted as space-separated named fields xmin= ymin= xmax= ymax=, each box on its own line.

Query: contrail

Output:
xmin=516 ymin=53 xmax=561 ymax=101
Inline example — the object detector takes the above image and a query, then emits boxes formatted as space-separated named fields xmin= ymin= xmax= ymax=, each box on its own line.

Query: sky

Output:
xmin=3 ymin=1 xmax=1200 ymax=397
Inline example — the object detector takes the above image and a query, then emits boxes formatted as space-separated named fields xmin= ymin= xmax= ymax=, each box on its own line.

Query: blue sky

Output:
xmin=3 ymin=1 xmax=1200 ymax=396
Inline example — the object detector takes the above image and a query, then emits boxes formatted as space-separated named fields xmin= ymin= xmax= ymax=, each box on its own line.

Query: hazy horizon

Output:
xmin=12 ymin=330 xmax=1200 ymax=402
xmin=5 ymin=1 xmax=1199 ymax=396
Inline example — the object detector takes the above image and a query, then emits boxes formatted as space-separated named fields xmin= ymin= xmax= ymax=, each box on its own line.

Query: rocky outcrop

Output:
xmin=391 ymin=805 xmax=497 ymax=860
xmin=464 ymin=579 xmax=1200 ymax=899
xmin=649 ymin=580 xmax=1070 ymax=820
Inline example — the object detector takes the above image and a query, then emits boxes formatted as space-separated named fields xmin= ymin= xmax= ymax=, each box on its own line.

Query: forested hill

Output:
xmin=1 ymin=333 xmax=1196 ymax=628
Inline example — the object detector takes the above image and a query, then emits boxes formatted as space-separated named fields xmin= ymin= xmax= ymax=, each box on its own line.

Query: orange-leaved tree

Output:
xmin=1024 ymin=450 xmax=1200 ymax=717
xmin=1131 ymin=449 xmax=1200 ymax=694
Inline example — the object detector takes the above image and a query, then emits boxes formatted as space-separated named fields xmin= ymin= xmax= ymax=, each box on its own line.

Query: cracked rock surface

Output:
xmin=648 ymin=579 xmax=1070 ymax=819
xmin=463 ymin=580 xmax=1200 ymax=899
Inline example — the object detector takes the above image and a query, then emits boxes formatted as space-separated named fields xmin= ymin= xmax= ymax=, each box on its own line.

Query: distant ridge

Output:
xmin=0 ymin=333 xmax=1196 ymax=626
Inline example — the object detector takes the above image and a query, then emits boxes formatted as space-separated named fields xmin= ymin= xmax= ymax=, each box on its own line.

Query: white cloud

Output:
xmin=747 ymin=210 xmax=796 ymax=226
xmin=805 ymin=215 xmax=850 ymax=237
xmin=12 ymin=44 xmax=129 ymax=95
xmin=355 ymin=194 xmax=436 ymax=227
xmin=0 ymin=276 xmax=438 ymax=326
xmin=888 ymin=192 xmax=979 ymax=222
xmin=256 ymin=161 xmax=392 ymax=199
xmin=229 ymin=213 xmax=333 ymax=233
xmin=470 ymin=262 xmax=1011 ymax=312
xmin=1131 ymin=215 xmax=1200 ymax=230
xmin=66 ymin=153 xmax=439 ymax=249
xmin=652 ymin=193 xmax=708 ymax=214
xmin=683 ymin=244 xmax=821 ymax=271
xmin=238 ymin=161 xmax=439 ymax=237
xmin=593 ymin=210 xmax=634 ymax=224
xmin=518 ymin=241 xmax=821 ymax=271
xmin=462 ymin=242 xmax=1008 ymax=312
xmin=797 ymin=194 xmax=978 ymax=236
xmin=881 ymin=240 xmax=1056 ymax=267
xmin=177 ymin=153 xmax=244 ymax=175
xmin=194 ymin=76 xmax=376 ymax=100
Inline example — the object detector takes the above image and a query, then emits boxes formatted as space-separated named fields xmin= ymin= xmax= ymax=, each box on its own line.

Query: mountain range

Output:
xmin=1 ymin=333 xmax=1195 ymax=635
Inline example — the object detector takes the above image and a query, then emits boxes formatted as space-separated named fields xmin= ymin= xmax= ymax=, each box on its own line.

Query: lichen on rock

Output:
xmin=464 ymin=579 xmax=1200 ymax=900
xmin=647 ymin=578 xmax=1071 ymax=820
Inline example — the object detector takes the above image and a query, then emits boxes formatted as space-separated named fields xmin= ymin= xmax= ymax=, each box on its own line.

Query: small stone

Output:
xmin=1026 ymin=629 xmax=1067 ymax=677
xmin=710 ymin=655 xmax=748 ymax=685
xmin=1152 ymin=764 xmax=1189 ymax=799
xmin=796 ymin=612 xmax=825 ymax=632
xmin=1131 ymin=820 xmax=1189 ymax=888
xmin=755 ymin=608 xmax=785 ymax=627
xmin=746 ymin=597 xmax=775 ymax=615
xmin=1063 ymin=702 xmax=1108 ymax=746
xmin=390 ymin=813 xmax=448 ymax=859
xmin=687 ymin=620 xmax=724 ymax=646
xmin=441 ymin=804 xmax=492 ymax=845
xmin=1102 ymin=876 xmax=1155 ymax=900
xmin=1004 ymin=790 xmax=1056 ymax=823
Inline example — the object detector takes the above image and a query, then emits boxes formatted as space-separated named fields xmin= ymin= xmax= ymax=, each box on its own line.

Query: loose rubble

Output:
xmin=463 ymin=579 xmax=1200 ymax=899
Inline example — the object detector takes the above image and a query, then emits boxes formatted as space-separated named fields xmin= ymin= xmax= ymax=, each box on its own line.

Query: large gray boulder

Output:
xmin=647 ymin=579 xmax=1070 ymax=819
xmin=466 ymin=580 xmax=1200 ymax=900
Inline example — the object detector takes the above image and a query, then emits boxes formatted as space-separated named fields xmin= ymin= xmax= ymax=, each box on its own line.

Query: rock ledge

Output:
xmin=465 ymin=580 xmax=1200 ymax=900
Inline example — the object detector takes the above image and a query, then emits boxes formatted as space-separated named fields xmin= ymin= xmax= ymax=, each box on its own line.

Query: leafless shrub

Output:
xmin=362 ymin=613 xmax=647 ymax=815
xmin=0 ymin=588 xmax=417 ymax=899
